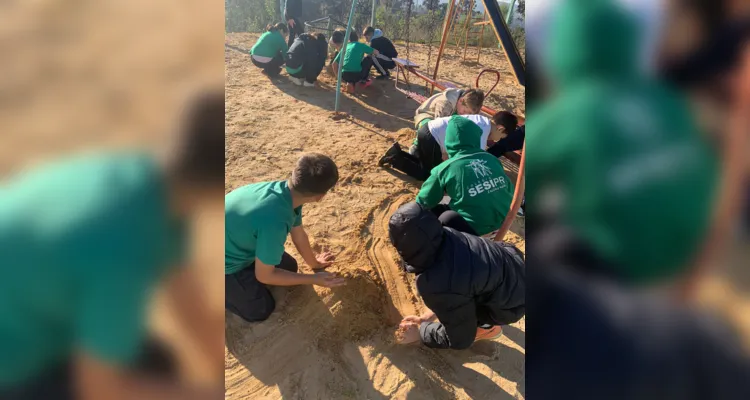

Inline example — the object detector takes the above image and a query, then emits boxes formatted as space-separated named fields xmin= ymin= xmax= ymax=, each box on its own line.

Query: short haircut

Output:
xmin=266 ymin=23 xmax=288 ymax=34
xmin=459 ymin=89 xmax=485 ymax=113
xmin=289 ymin=154 xmax=339 ymax=195
xmin=349 ymin=31 xmax=359 ymax=43
xmin=331 ymin=29 xmax=346 ymax=45
xmin=168 ymin=90 xmax=225 ymax=188
xmin=363 ymin=26 xmax=375 ymax=37
xmin=493 ymin=111 xmax=518 ymax=132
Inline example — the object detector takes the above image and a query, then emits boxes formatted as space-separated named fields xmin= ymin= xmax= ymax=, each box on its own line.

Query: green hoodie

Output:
xmin=251 ymin=30 xmax=289 ymax=60
xmin=526 ymin=0 xmax=718 ymax=283
xmin=417 ymin=116 xmax=514 ymax=236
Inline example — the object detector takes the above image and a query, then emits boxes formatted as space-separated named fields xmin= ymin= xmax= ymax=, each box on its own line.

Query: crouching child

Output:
xmin=389 ymin=202 xmax=525 ymax=349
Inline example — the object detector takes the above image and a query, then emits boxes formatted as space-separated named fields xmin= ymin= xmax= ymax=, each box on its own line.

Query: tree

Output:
xmin=517 ymin=0 xmax=525 ymax=17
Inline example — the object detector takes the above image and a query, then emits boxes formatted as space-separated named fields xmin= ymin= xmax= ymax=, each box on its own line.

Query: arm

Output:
xmin=419 ymin=293 xmax=477 ymax=350
xmin=290 ymin=225 xmax=333 ymax=269
xmin=76 ymin=354 xmax=222 ymax=400
xmin=164 ymin=267 xmax=224 ymax=378
xmin=416 ymin=172 xmax=445 ymax=209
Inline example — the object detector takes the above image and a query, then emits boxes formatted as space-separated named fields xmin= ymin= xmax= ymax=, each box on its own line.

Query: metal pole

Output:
xmin=505 ymin=0 xmax=517 ymax=25
xmin=430 ymin=0 xmax=458 ymax=95
xmin=371 ymin=0 xmax=376 ymax=27
xmin=335 ymin=0 xmax=359 ymax=113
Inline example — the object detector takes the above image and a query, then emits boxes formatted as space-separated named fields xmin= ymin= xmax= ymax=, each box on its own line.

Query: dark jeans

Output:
xmin=431 ymin=204 xmax=478 ymax=235
xmin=251 ymin=54 xmax=285 ymax=77
xmin=389 ymin=124 xmax=443 ymax=181
xmin=341 ymin=57 xmax=374 ymax=83
xmin=287 ymin=17 xmax=304 ymax=47
xmin=0 ymin=339 xmax=176 ymax=400
xmin=225 ymin=252 xmax=298 ymax=322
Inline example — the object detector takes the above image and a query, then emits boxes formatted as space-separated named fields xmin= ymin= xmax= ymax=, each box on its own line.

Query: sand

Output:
xmin=224 ymin=33 xmax=526 ymax=399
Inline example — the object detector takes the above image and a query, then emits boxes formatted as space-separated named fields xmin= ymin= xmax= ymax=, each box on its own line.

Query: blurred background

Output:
xmin=0 ymin=0 xmax=224 ymax=398
xmin=526 ymin=0 xmax=750 ymax=398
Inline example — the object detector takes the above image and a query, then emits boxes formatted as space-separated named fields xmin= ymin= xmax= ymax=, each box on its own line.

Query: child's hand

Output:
xmin=313 ymin=271 xmax=346 ymax=288
xmin=313 ymin=251 xmax=336 ymax=269
xmin=396 ymin=321 xmax=421 ymax=344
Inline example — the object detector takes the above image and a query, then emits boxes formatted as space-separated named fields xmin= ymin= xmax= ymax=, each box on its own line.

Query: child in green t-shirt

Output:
xmin=225 ymin=154 xmax=347 ymax=323
xmin=250 ymin=23 xmax=290 ymax=77
xmin=332 ymin=31 xmax=380 ymax=93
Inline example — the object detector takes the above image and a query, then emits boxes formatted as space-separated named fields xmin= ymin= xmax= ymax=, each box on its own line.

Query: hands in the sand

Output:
xmin=397 ymin=321 xmax=421 ymax=344
xmin=312 ymin=251 xmax=336 ymax=269
xmin=313 ymin=271 xmax=346 ymax=288
xmin=401 ymin=310 xmax=436 ymax=324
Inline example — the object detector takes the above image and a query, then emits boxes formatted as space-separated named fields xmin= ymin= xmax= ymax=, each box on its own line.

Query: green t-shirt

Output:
xmin=225 ymin=181 xmax=302 ymax=274
xmin=251 ymin=31 xmax=289 ymax=59
xmin=0 ymin=153 xmax=187 ymax=386
xmin=333 ymin=42 xmax=374 ymax=73
xmin=417 ymin=116 xmax=513 ymax=235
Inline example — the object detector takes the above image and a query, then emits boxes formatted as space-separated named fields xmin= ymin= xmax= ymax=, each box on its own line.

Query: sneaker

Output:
xmin=378 ymin=142 xmax=402 ymax=167
xmin=303 ymin=80 xmax=315 ymax=87
xmin=517 ymin=207 xmax=525 ymax=217
xmin=408 ymin=144 xmax=418 ymax=156
xmin=475 ymin=325 xmax=503 ymax=341
xmin=290 ymin=76 xmax=303 ymax=86
xmin=358 ymin=79 xmax=373 ymax=89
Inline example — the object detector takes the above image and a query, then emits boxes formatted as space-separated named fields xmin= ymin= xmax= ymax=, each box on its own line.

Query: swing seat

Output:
xmin=392 ymin=58 xmax=420 ymax=69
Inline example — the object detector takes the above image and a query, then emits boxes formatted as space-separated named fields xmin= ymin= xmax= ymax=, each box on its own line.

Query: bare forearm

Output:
xmin=259 ymin=267 xmax=318 ymax=286
xmin=291 ymin=228 xmax=318 ymax=267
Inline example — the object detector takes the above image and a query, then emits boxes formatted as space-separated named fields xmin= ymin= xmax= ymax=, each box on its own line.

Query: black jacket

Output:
xmin=371 ymin=36 xmax=398 ymax=60
xmin=287 ymin=34 xmax=327 ymax=72
xmin=286 ymin=36 xmax=306 ymax=70
xmin=284 ymin=0 xmax=302 ymax=21
xmin=388 ymin=202 xmax=525 ymax=349
xmin=488 ymin=125 xmax=525 ymax=158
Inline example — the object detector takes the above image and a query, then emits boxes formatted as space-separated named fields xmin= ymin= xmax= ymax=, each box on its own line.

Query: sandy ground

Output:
xmin=225 ymin=32 xmax=526 ymax=399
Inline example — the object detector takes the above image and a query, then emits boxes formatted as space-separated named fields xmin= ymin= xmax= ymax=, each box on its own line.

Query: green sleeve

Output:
xmin=293 ymin=206 xmax=303 ymax=227
xmin=360 ymin=43 xmax=374 ymax=54
xmin=416 ymin=172 xmax=444 ymax=209
xmin=256 ymin=223 xmax=288 ymax=266
xmin=76 ymin=264 xmax=153 ymax=365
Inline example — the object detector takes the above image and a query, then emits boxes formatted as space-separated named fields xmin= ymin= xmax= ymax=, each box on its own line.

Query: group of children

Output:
xmin=380 ymin=88 xmax=525 ymax=236
xmin=249 ymin=22 xmax=398 ymax=92
xmin=225 ymin=83 xmax=526 ymax=349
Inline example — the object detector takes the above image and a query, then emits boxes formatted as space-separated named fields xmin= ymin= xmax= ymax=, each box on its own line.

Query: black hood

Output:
xmin=388 ymin=202 xmax=444 ymax=273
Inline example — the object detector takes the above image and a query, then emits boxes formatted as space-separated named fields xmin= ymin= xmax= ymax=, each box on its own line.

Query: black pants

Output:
xmin=431 ymin=204 xmax=478 ymax=235
xmin=287 ymin=17 xmax=304 ymax=47
xmin=290 ymin=50 xmax=327 ymax=83
xmin=370 ymin=58 xmax=395 ymax=76
xmin=225 ymin=252 xmax=298 ymax=322
xmin=389 ymin=124 xmax=443 ymax=181
xmin=0 ymin=339 xmax=176 ymax=400
xmin=251 ymin=54 xmax=285 ymax=77
xmin=341 ymin=57 xmax=374 ymax=83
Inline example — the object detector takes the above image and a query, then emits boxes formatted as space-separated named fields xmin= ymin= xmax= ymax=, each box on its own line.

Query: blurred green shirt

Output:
xmin=526 ymin=0 xmax=718 ymax=283
xmin=225 ymin=181 xmax=302 ymax=274
xmin=0 ymin=153 xmax=187 ymax=386
xmin=333 ymin=42 xmax=374 ymax=73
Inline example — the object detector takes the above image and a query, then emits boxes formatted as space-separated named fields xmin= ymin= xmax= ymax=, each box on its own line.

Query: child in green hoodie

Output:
xmin=416 ymin=116 xmax=514 ymax=236
xmin=251 ymin=23 xmax=289 ymax=77
xmin=526 ymin=0 xmax=718 ymax=284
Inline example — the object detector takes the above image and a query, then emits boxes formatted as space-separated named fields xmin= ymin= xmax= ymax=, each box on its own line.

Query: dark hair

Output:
xmin=289 ymin=154 xmax=339 ymax=195
xmin=266 ymin=23 xmax=288 ymax=34
xmin=315 ymin=33 xmax=326 ymax=42
xmin=363 ymin=26 xmax=375 ymax=37
xmin=349 ymin=31 xmax=359 ymax=43
xmin=459 ymin=89 xmax=485 ymax=113
xmin=167 ymin=90 xmax=225 ymax=188
xmin=493 ymin=111 xmax=518 ymax=132
xmin=331 ymin=29 xmax=346 ymax=45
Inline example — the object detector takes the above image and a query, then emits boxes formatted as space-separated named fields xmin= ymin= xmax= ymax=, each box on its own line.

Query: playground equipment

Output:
xmin=332 ymin=0 xmax=526 ymax=242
